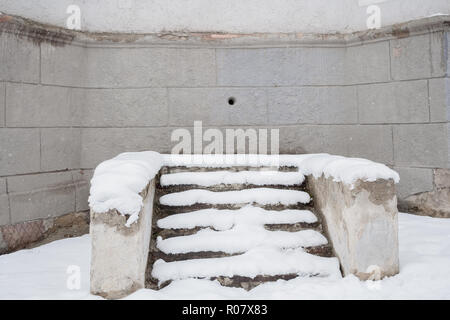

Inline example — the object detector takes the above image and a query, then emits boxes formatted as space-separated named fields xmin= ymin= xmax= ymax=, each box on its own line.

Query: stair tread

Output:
xmin=156 ymin=206 xmax=318 ymax=231
xmin=157 ymin=227 xmax=328 ymax=255
xmin=160 ymin=171 xmax=304 ymax=187
xmin=151 ymin=247 xmax=340 ymax=284
xmin=159 ymin=188 xmax=311 ymax=207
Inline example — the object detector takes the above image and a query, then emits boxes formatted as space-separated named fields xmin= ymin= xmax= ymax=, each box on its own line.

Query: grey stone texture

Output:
xmin=85 ymin=47 xmax=216 ymax=88
xmin=429 ymin=78 xmax=450 ymax=122
xmin=394 ymin=167 xmax=434 ymax=199
xmin=391 ymin=33 xmax=446 ymax=80
xmin=0 ymin=83 xmax=5 ymax=127
xmin=81 ymin=88 xmax=168 ymax=127
xmin=7 ymin=172 xmax=76 ymax=224
xmin=41 ymin=128 xmax=81 ymax=171
xmin=357 ymin=80 xmax=429 ymax=124
xmin=0 ymin=32 xmax=39 ymax=83
xmin=40 ymin=42 xmax=87 ymax=87
xmin=0 ymin=178 xmax=9 ymax=225
xmin=393 ymin=124 xmax=449 ymax=168
xmin=169 ymin=88 xmax=267 ymax=126
xmin=0 ymin=128 xmax=40 ymax=176
xmin=81 ymin=128 xmax=172 ymax=168
xmin=279 ymin=125 xmax=394 ymax=165
xmin=7 ymin=172 xmax=75 ymax=223
xmin=268 ymin=86 xmax=358 ymax=125
xmin=5 ymin=83 xmax=80 ymax=127
xmin=72 ymin=170 xmax=93 ymax=212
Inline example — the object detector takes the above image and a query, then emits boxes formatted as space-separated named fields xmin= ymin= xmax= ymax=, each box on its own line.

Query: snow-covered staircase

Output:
xmin=146 ymin=166 xmax=341 ymax=290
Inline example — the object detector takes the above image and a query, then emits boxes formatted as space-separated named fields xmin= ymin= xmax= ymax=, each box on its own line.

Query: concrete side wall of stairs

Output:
xmin=90 ymin=165 xmax=399 ymax=299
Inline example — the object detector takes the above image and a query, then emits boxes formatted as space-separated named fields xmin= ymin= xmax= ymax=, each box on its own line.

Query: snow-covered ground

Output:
xmin=0 ymin=213 xmax=449 ymax=300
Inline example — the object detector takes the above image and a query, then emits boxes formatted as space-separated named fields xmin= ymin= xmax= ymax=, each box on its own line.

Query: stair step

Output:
xmin=160 ymin=166 xmax=299 ymax=174
xmin=157 ymin=202 xmax=314 ymax=215
xmin=150 ymin=247 xmax=340 ymax=286
xmin=160 ymin=171 xmax=304 ymax=187
xmin=156 ymin=207 xmax=318 ymax=231
xmin=158 ymin=183 xmax=307 ymax=193
xmin=156 ymin=228 xmax=328 ymax=255
xmin=159 ymin=188 xmax=311 ymax=207
xmin=149 ymin=244 xmax=334 ymax=261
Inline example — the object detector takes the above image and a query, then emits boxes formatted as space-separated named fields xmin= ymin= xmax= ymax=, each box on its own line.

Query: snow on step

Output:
xmin=160 ymin=171 xmax=305 ymax=187
xmin=157 ymin=226 xmax=327 ymax=254
xmin=157 ymin=206 xmax=317 ymax=231
xmin=152 ymin=247 xmax=341 ymax=283
xmin=159 ymin=188 xmax=311 ymax=206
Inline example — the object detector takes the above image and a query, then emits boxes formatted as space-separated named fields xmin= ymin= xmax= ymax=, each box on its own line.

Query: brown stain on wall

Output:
xmin=0 ymin=14 xmax=75 ymax=46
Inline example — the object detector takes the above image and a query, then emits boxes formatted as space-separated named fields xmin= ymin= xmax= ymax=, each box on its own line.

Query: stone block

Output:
xmin=216 ymin=47 xmax=346 ymax=86
xmin=81 ymin=88 xmax=168 ymax=127
xmin=5 ymin=83 xmax=80 ymax=127
xmin=41 ymin=128 xmax=81 ymax=171
xmin=0 ymin=128 xmax=40 ymax=176
xmin=85 ymin=47 xmax=216 ymax=88
xmin=0 ymin=194 xmax=9 ymax=226
xmin=391 ymin=34 xmax=434 ymax=80
xmin=72 ymin=170 xmax=93 ymax=212
xmin=393 ymin=124 xmax=449 ymax=167
xmin=0 ymin=32 xmax=40 ymax=83
xmin=81 ymin=128 xmax=172 ymax=168
xmin=0 ymin=83 xmax=4 ymax=127
xmin=169 ymin=88 xmax=267 ymax=126
xmin=268 ymin=86 xmax=357 ymax=125
xmin=41 ymin=42 xmax=86 ymax=87
xmin=345 ymin=41 xmax=390 ymax=84
xmin=394 ymin=167 xmax=434 ymax=199
xmin=8 ymin=172 xmax=76 ymax=224
xmin=358 ymin=80 xmax=429 ymax=123
xmin=279 ymin=125 xmax=393 ymax=164
xmin=429 ymin=78 xmax=450 ymax=122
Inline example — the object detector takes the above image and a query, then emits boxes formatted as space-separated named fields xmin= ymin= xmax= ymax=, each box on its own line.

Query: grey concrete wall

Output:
xmin=0 ymin=0 xmax=449 ymax=34
xmin=0 ymin=16 xmax=449 ymax=228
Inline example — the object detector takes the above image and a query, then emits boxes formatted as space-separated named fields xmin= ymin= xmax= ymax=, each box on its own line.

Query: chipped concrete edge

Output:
xmin=89 ymin=179 xmax=155 ymax=299
xmin=307 ymin=175 xmax=399 ymax=280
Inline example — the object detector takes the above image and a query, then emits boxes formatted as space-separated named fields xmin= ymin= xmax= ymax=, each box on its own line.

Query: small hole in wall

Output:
xmin=228 ymin=97 xmax=236 ymax=106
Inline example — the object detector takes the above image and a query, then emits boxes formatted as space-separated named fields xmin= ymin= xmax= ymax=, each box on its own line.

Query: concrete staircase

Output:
xmin=146 ymin=166 xmax=340 ymax=290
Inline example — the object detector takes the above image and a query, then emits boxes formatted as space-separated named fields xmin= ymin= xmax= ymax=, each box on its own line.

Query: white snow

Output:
xmin=88 ymin=151 xmax=163 ymax=226
xmin=163 ymin=154 xmax=400 ymax=188
xmin=152 ymin=247 xmax=340 ymax=283
xmin=157 ymin=206 xmax=318 ymax=231
xmin=160 ymin=171 xmax=305 ymax=187
xmin=159 ymin=188 xmax=311 ymax=206
xmin=1 ymin=213 xmax=450 ymax=299
xmin=157 ymin=227 xmax=327 ymax=254
xmin=89 ymin=152 xmax=399 ymax=226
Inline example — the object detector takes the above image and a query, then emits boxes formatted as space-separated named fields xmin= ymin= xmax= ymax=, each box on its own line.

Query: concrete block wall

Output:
xmin=1 ymin=15 xmax=450 ymax=233
xmin=0 ymin=28 xmax=90 ymax=235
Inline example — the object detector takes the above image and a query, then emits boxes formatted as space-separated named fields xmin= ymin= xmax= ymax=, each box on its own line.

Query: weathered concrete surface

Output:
xmin=307 ymin=176 xmax=399 ymax=279
xmin=90 ymin=180 xmax=155 ymax=299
